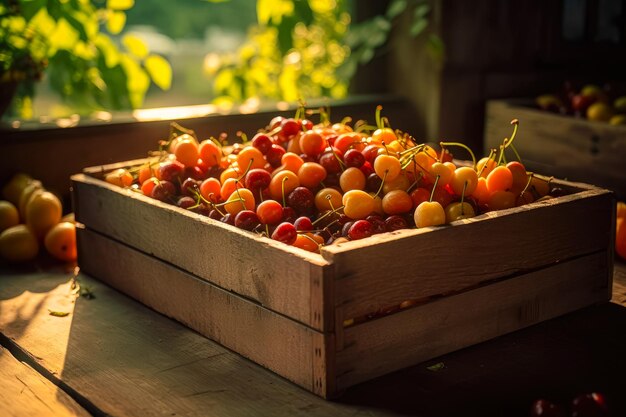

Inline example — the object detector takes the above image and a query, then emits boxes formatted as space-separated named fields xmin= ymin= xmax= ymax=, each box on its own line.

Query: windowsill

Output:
xmin=0 ymin=94 xmax=408 ymax=134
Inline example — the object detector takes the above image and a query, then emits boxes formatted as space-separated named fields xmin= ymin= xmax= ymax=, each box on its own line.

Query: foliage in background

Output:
xmin=0 ymin=0 xmax=172 ymax=118
xmin=210 ymin=0 xmax=443 ymax=105
xmin=209 ymin=0 xmax=351 ymax=105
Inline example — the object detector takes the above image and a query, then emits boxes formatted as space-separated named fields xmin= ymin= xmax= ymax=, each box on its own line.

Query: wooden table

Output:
xmin=1 ymin=260 xmax=625 ymax=417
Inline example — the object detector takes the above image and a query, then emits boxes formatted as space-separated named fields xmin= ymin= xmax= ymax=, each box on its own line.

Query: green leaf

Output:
xmin=28 ymin=8 xmax=56 ymax=38
xmin=293 ymin=0 xmax=314 ymax=25
xmin=426 ymin=362 xmax=445 ymax=372
xmin=414 ymin=2 xmax=431 ymax=18
xmin=410 ymin=18 xmax=428 ymax=37
xmin=94 ymin=34 xmax=120 ymax=67
xmin=48 ymin=310 xmax=70 ymax=317
xmin=386 ymin=0 xmax=407 ymax=20
xmin=144 ymin=54 xmax=172 ymax=90
xmin=358 ymin=47 xmax=375 ymax=64
xmin=257 ymin=0 xmax=294 ymax=25
xmin=123 ymin=34 xmax=148 ymax=59
xmin=120 ymin=56 xmax=149 ymax=108
xmin=426 ymin=33 xmax=445 ymax=61
xmin=257 ymin=0 xmax=271 ymax=25
xmin=49 ymin=18 xmax=80 ymax=50
xmin=20 ymin=0 xmax=47 ymax=21
xmin=107 ymin=0 xmax=135 ymax=11
xmin=107 ymin=11 xmax=126 ymax=35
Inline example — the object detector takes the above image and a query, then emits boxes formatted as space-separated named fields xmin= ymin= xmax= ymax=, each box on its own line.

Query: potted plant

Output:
xmin=0 ymin=0 xmax=171 ymax=119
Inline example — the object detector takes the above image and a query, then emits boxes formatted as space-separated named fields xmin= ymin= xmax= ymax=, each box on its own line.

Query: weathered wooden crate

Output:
xmin=72 ymin=160 xmax=615 ymax=399
xmin=485 ymin=99 xmax=626 ymax=199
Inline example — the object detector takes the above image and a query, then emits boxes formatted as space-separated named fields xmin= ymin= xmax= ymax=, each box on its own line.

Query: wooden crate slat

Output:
xmin=334 ymin=250 xmax=611 ymax=390
xmin=72 ymin=173 xmax=332 ymax=332
xmin=322 ymin=188 xmax=613 ymax=321
xmin=76 ymin=226 xmax=334 ymax=396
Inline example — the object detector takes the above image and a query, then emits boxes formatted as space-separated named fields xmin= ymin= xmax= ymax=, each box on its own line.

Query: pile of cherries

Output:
xmin=105 ymin=108 xmax=564 ymax=253
xmin=530 ymin=392 xmax=609 ymax=417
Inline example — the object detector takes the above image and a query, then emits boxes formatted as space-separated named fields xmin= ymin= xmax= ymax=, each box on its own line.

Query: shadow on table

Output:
xmin=0 ymin=259 xmax=76 ymax=346
xmin=338 ymin=302 xmax=626 ymax=417
xmin=54 ymin=269 xmax=626 ymax=417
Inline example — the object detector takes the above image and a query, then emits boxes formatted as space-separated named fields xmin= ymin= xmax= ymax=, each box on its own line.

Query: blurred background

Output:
xmin=1 ymin=0 xmax=626 ymax=197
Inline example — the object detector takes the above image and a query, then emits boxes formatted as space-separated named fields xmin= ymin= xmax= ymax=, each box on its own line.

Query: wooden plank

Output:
xmin=72 ymin=173 xmax=332 ymax=332
xmin=76 ymin=226 xmax=331 ymax=396
xmin=322 ymin=188 xmax=613 ymax=321
xmin=0 ymin=346 xmax=90 ymax=417
xmin=485 ymin=99 xmax=626 ymax=199
xmin=0 ymin=271 xmax=384 ymax=416
xmin=334 ymin=250 xmax=611 ymax=390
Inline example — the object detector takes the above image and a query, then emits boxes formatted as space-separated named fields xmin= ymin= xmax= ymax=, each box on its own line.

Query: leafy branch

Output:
xmin=0 ymin=0 xmax=172 ymax=118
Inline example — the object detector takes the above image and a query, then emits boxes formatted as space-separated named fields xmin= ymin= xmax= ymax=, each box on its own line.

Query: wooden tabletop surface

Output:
xmin=1 ymin=260 xmax=625 ymax=417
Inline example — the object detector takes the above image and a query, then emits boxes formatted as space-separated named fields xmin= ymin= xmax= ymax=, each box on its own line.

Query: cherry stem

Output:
xmin=504 ymin=119 xmax=519 ymax=149
xmin=375 ymin=105 xmax=383 ymax=129
xmin=295 ymin=103 xmax=305 ymax=120
xmin=234 ymin=187 xmax=247 ymax=211
xmin=460 ymin=181 xmax=467 ymax=214
xmin=281 ymin=176 xmax=289 ymax=207
xmin=477 ymin=149 xmax=496 ymax=177
xmin=299 ymin=232 xmax=323 ymax=249
xmin=406 ymin=171 xmax=423 ymax=194
xmin=327 ymin=194 xmax=336 ymax=212
xmin=265 ymin=224 xmax=270 ymax=238
xmin=355 ymin=123 xmax=378 ymax=133
xmin=382 ymin=141 xmax=390 ymax=156
xmin=340 ymin=116 xmax=352 ymax=125
xmin=439 ymin=141 xmax=476 ymax=169
xmin=237 ymin=158 xmax=254 ymax=181
xmin=312 ymin=204 xmax=345 ymax=226
xmin=429 ymin=175 xmax=440 ymax=203
xmin=331 ymin=146 xmax=346 ymax=171
xmin=510 ymin=142 xmax=523 ymax=164
xmin=375 ymin=170 xmax=388 ymax=199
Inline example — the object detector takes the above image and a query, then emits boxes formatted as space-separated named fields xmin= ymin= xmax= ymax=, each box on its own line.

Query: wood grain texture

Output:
xmin=322 ymin=188 xmax=613 ymax=321
xmin=0 ymin=271 xmax=389 ymax=416
xmin=72 ymin=173 xmax=332 ymax=331
xmin=334 ymin=250 xmax=611 ymax=390
xmin=76 ymin=226 xmax=330 ymax=396
xmin=0 ymin=346 xmax=90 ymax=417
xmin=485 ymin=99 xmax=626 ymax=199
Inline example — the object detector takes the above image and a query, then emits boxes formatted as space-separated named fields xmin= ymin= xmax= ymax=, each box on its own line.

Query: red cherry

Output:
xmin=151 ymin=180 xmax=176 ymax=202
xmin=180 ymin=177 xmax=200 ymax=197
xmin=256 ymin=200 xmax=283 ymax=225
xmin=529 ymin=399 xmax=566 ymax=417
xmin=571 ymin=392 xmax=608 ymax=417
xmin=266 ymin=144 xmax=286 ymax=168
xmin=348 ymin=220 xmax=373 ymax=240
xmin=344 ymin=149 xmax=365 ymax=168
xmin=318 ymin=149 xmax=343 ymax=174
xmin=360 ymin=161 xmax=374 ymax=178
xmin=158 ymin=160 xmax=185 ymax=183
xmin=281 ymin=118 xmax=301 ymax=137
xmin=294 ymin=216 xmax=313 ymax=231
xmin=234 ymin=210 xmax=261 ymax=231
xmin=245 ymin=168 xmax=272 ymax=192
xmin=252 ymin=133 xmax=273 ymax=154
xmin=287 ymin=187 xmax=314 ymax=214
xmin=177 ymin=196 xmax=196 ymax=209
xmin=385 ymin=215 xmax=408 ymax=231
xmin=281 ymin=206 xmax=297 ymax=223
xmin=271 ymin=222 xmax=297 ymax=245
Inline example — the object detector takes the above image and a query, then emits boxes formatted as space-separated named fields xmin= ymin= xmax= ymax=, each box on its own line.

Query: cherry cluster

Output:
xmin=105 ymin=108 xmax=564 ymax=253
xmin=530 ymin=392 xmax=609 ymax=417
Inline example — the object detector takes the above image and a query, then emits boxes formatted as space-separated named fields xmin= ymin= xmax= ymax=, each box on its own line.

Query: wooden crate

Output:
xmin=485 ymin=99 xmax=626 ymax=200
xmin=72 ymin=161 xmax=615 ymax=399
